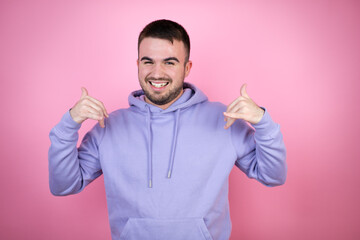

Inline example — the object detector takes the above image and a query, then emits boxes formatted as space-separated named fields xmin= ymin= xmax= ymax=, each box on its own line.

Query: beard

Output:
xmin=140 ymin=77 xmax=184 ymax=106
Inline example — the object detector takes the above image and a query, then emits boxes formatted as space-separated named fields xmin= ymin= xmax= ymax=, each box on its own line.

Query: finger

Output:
xmin=82 ymin=98 xmax=106 ymax=116
xmin=82 ymin=105 xmax=105 ymax=121
xmin=240 ymin=84 xmax=249 ymax=98
xmin=84 ymin=96 xmax=109 ymax=118
xmin=81 ymin=87 xmax=88 ymax=99
xmin=226 ymin=98 xmax=239 ymax=113
xmin=226 ymin=96 xmax=246 ymax=113
xmin=224 ymin=112 xmax=244 ymax=119
xmin=224 ymin=116 xmax=236 ymax=129
xmin=82 ymin=96 xmax=109 ymax=118
xmin=99 ymin=119 xmax=105 ymax=128
xmin=226 ymin=97 xmax=248 ymax=115
xmin=226 ymin=105 xmax=244 ymax=119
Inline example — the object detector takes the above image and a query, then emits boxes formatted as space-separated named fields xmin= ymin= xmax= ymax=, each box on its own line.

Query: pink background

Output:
xmin=1 ymin=0 xmax=359 ymax=239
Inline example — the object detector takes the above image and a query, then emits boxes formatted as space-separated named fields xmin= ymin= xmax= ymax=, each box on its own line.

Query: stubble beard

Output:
xmin=140 ymin=77 xmax=184 ymax=106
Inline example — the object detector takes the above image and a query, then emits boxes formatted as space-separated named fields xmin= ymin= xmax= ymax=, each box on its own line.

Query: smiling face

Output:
xmin=137 ymin=37 xmax=192 ymax=109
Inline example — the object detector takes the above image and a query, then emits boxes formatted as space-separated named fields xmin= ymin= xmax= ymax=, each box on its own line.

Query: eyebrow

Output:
xmin=163 ymin=57 xmax=179 ymax=63
xmin=140 ymin=57 xmax=153 ymax=61
xmin=140 ymin=56 xmax=180 ymax=63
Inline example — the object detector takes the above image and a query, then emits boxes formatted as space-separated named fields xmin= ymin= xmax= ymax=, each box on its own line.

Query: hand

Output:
xmin=70 ymin=87 xmax=109 ymax=128
xmin=223 ymin=84 xmax=264 ymax=129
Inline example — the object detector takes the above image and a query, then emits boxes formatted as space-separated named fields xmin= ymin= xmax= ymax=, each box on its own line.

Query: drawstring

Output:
xmin=145 ymin=106 xmax=181 ymax=188
xmin=168 ymin=109 xmax=180 ymax=178
xmin=146 ymin=105 xmax=153 ymax=188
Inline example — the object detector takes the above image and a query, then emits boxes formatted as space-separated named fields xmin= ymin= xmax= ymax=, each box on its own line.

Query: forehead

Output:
xmin=139 ymin=37 xmax=186 ymax=60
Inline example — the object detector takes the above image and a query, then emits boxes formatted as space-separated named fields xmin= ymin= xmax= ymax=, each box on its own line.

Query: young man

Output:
xmin=49 ymin=19 xmax=287 ymax=240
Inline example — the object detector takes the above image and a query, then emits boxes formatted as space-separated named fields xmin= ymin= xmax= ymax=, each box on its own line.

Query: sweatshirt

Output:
xmin=48 ymin=82 xmax=287 ymax=240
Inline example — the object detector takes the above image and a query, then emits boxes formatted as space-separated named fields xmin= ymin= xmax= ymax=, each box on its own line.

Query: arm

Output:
xmin=48 ymin=88 xmax=108 ymax=196
xmin=224 ymin=84 xmax=287 ymax=186
xmin=230 ymin=110 xmax=287 ymax=186
xmin=48 ymin=112 xmax=104 ymax=195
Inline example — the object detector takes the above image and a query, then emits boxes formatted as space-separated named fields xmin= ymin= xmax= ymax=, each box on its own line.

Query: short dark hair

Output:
xmin=138 ymin=19 xmax=191 ymax=62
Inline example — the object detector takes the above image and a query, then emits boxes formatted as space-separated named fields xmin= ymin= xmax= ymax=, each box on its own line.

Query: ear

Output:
xmin=136 ymin=59 xmax=139 ymax=67
xmin=184 ymin=60 xmax=192 ymax=77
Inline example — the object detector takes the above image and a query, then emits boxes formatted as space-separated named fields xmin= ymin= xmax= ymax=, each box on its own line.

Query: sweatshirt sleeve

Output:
xmin=230 ymin=108 xmax=287 ymax=186
xmin=48 ymin=111 xmax=103 ymax=196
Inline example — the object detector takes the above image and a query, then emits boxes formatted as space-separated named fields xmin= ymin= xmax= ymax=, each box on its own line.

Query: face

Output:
xmin=137 ymin=37 xmax=192 ymax=109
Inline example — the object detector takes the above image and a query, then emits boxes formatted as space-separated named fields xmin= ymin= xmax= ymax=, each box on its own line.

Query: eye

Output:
xmin=144 ymin=61 xmax=153 ymax=65
xmin=165 ymin=61 xmax=175 ymax=65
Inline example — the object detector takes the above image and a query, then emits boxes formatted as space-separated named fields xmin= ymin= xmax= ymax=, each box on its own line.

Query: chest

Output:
xmin=99 ymin=112 xmax=236 ymax=189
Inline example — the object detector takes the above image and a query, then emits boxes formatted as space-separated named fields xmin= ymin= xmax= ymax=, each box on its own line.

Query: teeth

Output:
xmin=150 ymin=82 xmax=168 ymax=88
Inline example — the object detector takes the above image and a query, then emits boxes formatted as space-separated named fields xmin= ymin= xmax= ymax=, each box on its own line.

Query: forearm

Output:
xmin=48 ymin=111 xmax=83 ymax=196
xmin=251 ymin=110 xmax=287 ymax=186
xmin=233 ymin=110 xmax=287 ymax=186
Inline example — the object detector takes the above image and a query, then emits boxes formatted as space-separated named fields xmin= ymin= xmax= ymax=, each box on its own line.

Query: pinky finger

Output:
xmin=223 ymin=112 xmax=243 ymax=119
xmin=99 ymin=119 xmax=105 ymax=128
xmin=224 ymin=117 xmax=236 ymax=129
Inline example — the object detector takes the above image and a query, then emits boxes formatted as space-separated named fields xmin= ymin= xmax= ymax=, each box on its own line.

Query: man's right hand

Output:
xmin=70 ymin=87 xmax=109 ymax=128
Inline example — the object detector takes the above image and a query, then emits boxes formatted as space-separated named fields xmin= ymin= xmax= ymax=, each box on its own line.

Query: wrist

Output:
xmin=254 ymin=107 xmax=265 ymax=124
xmin=69 ymin=108 xmax=84 ymax=124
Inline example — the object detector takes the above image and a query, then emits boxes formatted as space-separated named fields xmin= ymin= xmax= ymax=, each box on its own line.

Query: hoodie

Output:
xmin=49 ymin=83 xmax=287 ymax=240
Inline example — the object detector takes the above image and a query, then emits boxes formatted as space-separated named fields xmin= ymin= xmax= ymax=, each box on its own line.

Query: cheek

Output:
xmin=169 ymin=68 xmax=183 ymax=78
xmin=138 ymin=67 xmax=149 ymax=79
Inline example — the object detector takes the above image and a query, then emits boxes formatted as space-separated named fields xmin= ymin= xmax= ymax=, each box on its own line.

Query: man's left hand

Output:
xmin=223 ymin=84 xmax=265 ymax=129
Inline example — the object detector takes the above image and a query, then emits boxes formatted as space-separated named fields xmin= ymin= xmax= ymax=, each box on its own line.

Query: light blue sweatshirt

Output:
xmin=49 ymin=83 xmax=287 ymax=240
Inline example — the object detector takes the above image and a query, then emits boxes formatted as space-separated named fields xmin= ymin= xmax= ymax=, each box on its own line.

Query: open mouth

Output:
xmin=149 ymin=81 xmax=169 ymax=89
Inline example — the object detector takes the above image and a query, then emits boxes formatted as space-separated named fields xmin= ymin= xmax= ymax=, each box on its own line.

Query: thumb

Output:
xmin=81 ymin=87 xmax=88 ymax=99
xmin=240 ymin=83 xmax=249 ymax=98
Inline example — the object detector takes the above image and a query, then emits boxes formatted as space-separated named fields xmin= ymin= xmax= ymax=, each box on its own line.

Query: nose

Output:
xmin=152 ymin=63 xmax=165 ymax=79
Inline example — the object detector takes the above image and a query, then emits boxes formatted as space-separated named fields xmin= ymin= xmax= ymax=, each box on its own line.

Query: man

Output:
xmin=49 ymin=19 xmax=287 ymax=240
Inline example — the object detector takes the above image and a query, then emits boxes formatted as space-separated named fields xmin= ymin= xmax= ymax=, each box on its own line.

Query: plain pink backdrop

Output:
xmin=1 ymin=0 xmax=359 ymax=239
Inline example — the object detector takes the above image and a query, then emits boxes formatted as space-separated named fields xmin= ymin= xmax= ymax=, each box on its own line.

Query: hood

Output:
xmin=127 ymin=82 xmax=208 ymax=188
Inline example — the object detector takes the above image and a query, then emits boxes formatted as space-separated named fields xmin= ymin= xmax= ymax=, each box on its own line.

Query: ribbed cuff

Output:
xmin=52 ymin=111 xmax=81 ymax=139
xmin=251 ymin=108 xmax=279 ymax=139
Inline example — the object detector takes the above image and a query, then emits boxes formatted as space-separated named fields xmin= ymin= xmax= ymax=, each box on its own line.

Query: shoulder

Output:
xmin=104 ymin=107 xmax=135 ymax=125
xmin=196 ymin=101 xmax=227 ymax=114
xmin=181 ymin=101 xmax=227 ymax=128
xmin=108 ymin=108 xmax=130 ymax=117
